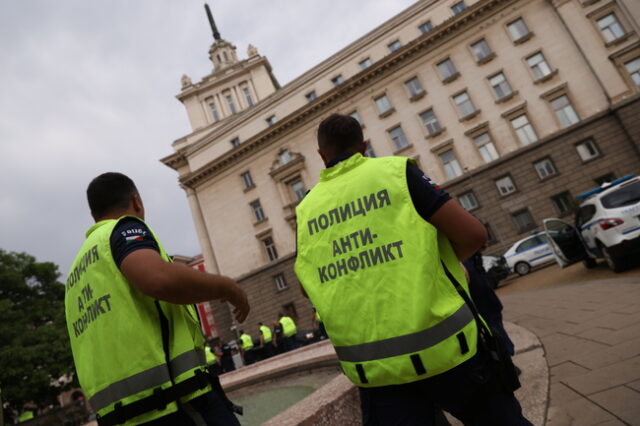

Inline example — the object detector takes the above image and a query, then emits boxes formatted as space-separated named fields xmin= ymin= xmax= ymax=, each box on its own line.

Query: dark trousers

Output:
xmin=359 ymin=350 xmax=532 ymax=426
xmin=243 ymin=349 xmax=255 ymax=366
xmin=140 ymin=391 xmax=240 ymax=426
xmin=262 ymin=341 xmax=275 ymax=359
xmin=283 ymin=335 xmax=298 ymax=352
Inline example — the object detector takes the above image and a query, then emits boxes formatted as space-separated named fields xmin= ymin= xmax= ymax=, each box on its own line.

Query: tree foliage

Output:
xmin=0 ymin=249 xmax=76 ymax=420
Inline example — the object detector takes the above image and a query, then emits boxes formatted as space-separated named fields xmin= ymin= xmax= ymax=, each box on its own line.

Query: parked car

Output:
xmin=481 ymin=255 xmax=510 ymax=288
xmin=503 ymin=233 xmax=555 ymax=276
xmin=543 ymin=174 xmax=640 ymax=272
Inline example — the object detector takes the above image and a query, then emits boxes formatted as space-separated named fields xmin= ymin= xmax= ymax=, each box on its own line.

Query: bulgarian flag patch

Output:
xmin=125 ymin=235 xmax=144 ymax=242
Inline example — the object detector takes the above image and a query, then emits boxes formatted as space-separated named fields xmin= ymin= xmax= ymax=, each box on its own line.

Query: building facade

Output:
xmin=163 ymin=0 xmax=640 ymax=342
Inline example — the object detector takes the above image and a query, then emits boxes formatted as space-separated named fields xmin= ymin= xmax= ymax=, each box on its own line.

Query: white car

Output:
xmin=543 ymin=174 xmax=640 ymax=272
xmin=503 ymin=233 xmax=555 ymax=276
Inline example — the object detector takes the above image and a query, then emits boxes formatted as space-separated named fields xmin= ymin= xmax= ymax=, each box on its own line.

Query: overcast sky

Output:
xmin=0 ymin=0 xmax=416 ymax=277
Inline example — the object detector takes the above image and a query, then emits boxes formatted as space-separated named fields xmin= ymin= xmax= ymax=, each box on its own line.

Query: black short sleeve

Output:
xmin=110 ymin=217 xmax=160 ymax=268
xmin=406 ymin=162 xmax=451 ymax=221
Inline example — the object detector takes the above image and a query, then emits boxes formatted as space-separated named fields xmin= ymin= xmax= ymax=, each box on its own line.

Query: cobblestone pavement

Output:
xmin=500 ymin=264 xmax=640 ymax=426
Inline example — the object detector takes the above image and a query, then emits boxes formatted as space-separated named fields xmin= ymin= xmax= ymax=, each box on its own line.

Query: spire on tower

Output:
xmin=204 ymin=3 xmax=221 ymax=41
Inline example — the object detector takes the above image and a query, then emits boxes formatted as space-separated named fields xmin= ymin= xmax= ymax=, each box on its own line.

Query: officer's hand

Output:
xmin=228 ymin=284 xmax=250 ymax=323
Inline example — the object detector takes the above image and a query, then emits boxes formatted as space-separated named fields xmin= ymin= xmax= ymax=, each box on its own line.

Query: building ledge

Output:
xmin=513 ymin=32 xmax=534 ymax=45
xmin=495 ymin=90 xmax=519 ymax=104
xmin=533 ymin=69 xmax=559 ymax=85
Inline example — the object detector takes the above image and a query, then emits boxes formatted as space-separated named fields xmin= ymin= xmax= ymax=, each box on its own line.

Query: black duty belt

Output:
xmin=96 ymin=369 xmax=210 ymax=426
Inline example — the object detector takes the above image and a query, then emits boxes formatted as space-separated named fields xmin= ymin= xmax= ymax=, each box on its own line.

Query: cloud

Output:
xmin=0 ymin=0 xmax=415 ymax=274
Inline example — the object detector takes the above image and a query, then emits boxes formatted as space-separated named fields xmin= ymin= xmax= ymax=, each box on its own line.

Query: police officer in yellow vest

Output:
xmin=258 ymin=322 xmax=274 ymax=359
xmin=294 ymin=114 xmax=532 ymax=425
xmin=277 ymin=313 xmax=298 ymax=352
xmin=65 ymin=172 xmax=249 ymax=426
xmin=238 ymin=330 xmax=255 ymax=366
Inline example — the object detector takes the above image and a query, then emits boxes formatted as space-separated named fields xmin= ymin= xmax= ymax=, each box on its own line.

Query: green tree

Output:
xmin=0 ymin=249 xmax=75 ymax=422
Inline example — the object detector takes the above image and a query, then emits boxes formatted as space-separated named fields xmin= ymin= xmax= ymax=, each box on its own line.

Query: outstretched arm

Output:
xmin=121 ymin=249 xmax=249 ymax=323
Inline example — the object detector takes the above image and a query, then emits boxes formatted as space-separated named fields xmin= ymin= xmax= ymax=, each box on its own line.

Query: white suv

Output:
xmin=543 ymin=175 xmax=640 ymax=272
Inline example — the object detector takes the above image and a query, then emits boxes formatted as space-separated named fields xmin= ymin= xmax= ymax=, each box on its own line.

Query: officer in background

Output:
xmin=64 ymin=172 xmax=249 ymax=425
xmin=311 ymin=307 xmax=328 ymax=340
xmin=272 ymin=320 xmax=284 ymax=355
xmin=277 ymin=313 xmax=298 ymax=352
xmin=258 ymin=322 xmax=274 ymax=359
xmin=219 ymin=339 xmax=236 ymax=373
xmin=238 ymin=330 xmax=255 ymax=366
xmin=294 ymin=114 xmax=531 ymax=425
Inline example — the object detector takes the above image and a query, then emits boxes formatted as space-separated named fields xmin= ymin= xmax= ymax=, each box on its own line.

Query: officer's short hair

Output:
xmin=87 ymin=172 xmax=138 ymax=219
xmin=317 ymin=113 xmax=363 ymax=154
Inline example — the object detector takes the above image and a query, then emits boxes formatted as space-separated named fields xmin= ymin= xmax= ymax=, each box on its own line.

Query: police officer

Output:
xmin=219 ymin=339 xmax=236 ymax=373
xmin=277 ymin=313 xmax=298 ymax=352
xmin=238 ymin=330 xmax=255 ymax=366
xmin=258 ymin=322 xmax=275 ymax=359
xmin=64 ymin=172 xmax=249 ymax=425
xmin=294 ymin=114 xmax=532 ymax=425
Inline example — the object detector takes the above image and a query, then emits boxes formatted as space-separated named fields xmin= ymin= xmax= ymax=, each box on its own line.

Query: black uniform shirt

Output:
xmin=327 ymin=153 xmax=451 ymax=221
xmin=109 ymin=217 xmax=160 ymax=268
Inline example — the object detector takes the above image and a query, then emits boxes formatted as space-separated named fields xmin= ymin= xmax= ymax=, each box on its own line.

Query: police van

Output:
xmin=543 ymin=175 xmax=640 ymax=272
xmin=503 ymin=233 xmax=555 ymax=276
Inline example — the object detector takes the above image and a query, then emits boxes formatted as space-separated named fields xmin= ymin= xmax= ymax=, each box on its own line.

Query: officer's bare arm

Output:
xmin=429 ymin=200 xmax=487 ymax=261
xmin=120 ymin=249 xmax=250 ymax=323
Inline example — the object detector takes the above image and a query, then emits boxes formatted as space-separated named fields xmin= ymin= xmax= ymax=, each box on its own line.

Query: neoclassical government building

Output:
xmin=163 ymin=0 xmax=640 ymax=342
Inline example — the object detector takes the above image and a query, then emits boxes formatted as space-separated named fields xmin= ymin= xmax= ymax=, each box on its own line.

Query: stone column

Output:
xmin=184 ymin=185 xmax=220 ymax=274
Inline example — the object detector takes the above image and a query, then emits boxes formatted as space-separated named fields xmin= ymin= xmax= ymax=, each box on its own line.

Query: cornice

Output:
xmin=178 ymin=0 xmax=521 ymax=189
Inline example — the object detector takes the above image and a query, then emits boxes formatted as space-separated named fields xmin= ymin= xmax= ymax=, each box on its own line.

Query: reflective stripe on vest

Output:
xmin=334 ymin=304 xmax=473 ymax=363
xmin=89 ymin=348 xmax=205 ymax=412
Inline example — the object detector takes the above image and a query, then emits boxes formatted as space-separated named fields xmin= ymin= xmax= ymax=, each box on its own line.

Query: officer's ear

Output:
xmin=132 ymin=192 xmax=145 ymax=219
xmin=317 ymin=149 xmax=329 ymax=167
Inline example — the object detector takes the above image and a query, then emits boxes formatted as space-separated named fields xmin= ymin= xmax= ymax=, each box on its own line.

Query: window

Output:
xmin=388 ymin=40 xmax=402 ymax=52
xmin=489 ymin=72 xmax=513 ymax=99
xmin=350 ymin=111 xmax=364 ymax=126
xmin=419 ymin=109 xmax=442 ymax=135
xmin=507 ymin=18 xmax=531 ymax=42
xmin=266 ymin=115 xmax=277 ymax=126
xmin=453 ymin=91 xmax=476 ymax=118
xmin=533 ymin=158 xmax=557 ymax=179
xmin=290 ymin=180 xmax=306 ymax=202
xmin=279 ymin=149 xmax=292 ymax=165
xmin=550 ymin=95 xmax=579 ymax=127
xmin=419 ymin=21 xmax=434 ymax=34
xmin=440 ymin=150 xmax=463 ymax=179
xmin=241 ymin=171 xmax=254 ymax=189
xmin=274 ymin=274 xmax=288 ymax=292
xmin=365 ymin=141 xmax=376 ymax=158
xmin=225 ymin=94 xmax=237 ymax=114
xmin=404 ymin=77 xmax=424 ymax=98
xmin=230 ymin=137 xmax=240 ymax=148
xmin=242 ymin=87 xmax=254 ymax=107
xmin=375 ymin=94 xmax=393 ymax=115
xmin=527 ymin=52 xmax=553 ymax=80
xmin=359 ymin=58 xmax=373 ymax=70
xmin=471 ymin=39 xmax=493 ymax=62
xmin=208 ymin=101 xmax=220 ymax=122
xmin=331 ymin=74 xmax=345 ymax=86
xmin=625 ymin=58 xmax=640 ymax=87
xmin=305 ymin=91 xmax=317 ymax=102
xmin=223 ymin=51 xmax=229 ymax=61
xmin=597 ymin=13 xmax=626 ymax=43
xmin=437 ymin=58 xmax=458 ymax=81
xmin=551 ymin=192 xmax=574 ymax=216
xmin=496 ymin=176 xmax=516 ymax=196
xmin=516 ymin=235 xmax=547 ymax=253
xmin=451 ymin=1 xmax=467 ymax=14
xmin=263 ymin=237 xmax=278 ymax=261
xmin=474 ymin=133 xmax=499 ymax=163
xmin=459 ymin=192 xmax=479 ymax=211
xmin=485 ymin=223 xmax=498 ymax=245
xmin=595 ymin=173 xmax=616 ymax=186
xmin=388 ymin=126 xmax=410 ymax=150
xmin=512 ymin=209 xmax=535 ymax=233
xmin=576 ymin=139 xmax=600 ymax=161
xmin=510 ymin=114 xmax=538 ymax=145
xmin=250 ymin=200 xmax=265 ymax=222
